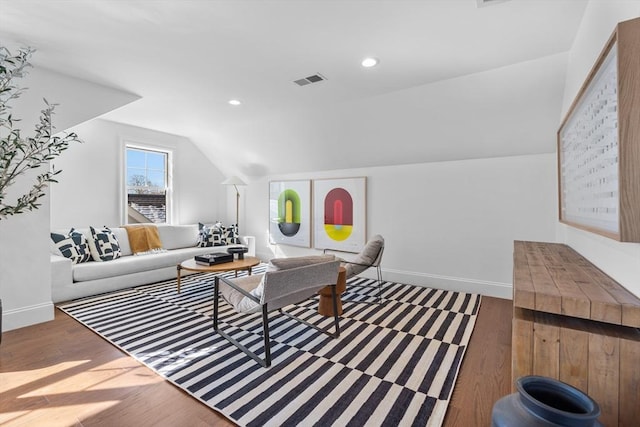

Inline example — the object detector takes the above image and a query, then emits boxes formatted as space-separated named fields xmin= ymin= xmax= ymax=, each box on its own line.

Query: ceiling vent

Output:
xmin=476 ymin=0 xmax=510 ymax=7
xmin=293 ymin=73 xmax=327 ymax=86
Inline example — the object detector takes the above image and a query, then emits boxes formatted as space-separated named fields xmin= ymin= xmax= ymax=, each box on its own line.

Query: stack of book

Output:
xmin=194 ymin=252 xmax=234 ymax=266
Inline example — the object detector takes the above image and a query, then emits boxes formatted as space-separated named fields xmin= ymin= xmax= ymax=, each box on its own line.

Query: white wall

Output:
xmin=0 ymin=66 xmax=138 ymax=331
xmin=51 ymin=119 xmax=226 ymax=229
xmin=243 ymin=153 xmax=557 ymax=298
xmin=558 ymin=1 xmax=640 ymax=296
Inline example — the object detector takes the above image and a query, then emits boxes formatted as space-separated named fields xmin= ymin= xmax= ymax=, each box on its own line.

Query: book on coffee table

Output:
xmin=194 ymin=252 xmax=234 ymax=266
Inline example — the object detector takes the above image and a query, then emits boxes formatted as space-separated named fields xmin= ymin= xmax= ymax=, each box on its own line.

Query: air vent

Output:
xmin=476 ymin=0 xmax=510 ymax=7
xmin=293 ymin=73 xmax=327 ymax=86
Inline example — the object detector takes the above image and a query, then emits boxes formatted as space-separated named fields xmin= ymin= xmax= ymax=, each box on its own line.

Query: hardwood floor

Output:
xmin=442 ymin=296 xmax=513 ymax=426
xmin=0 ymin=297 xmax=512 ymax=426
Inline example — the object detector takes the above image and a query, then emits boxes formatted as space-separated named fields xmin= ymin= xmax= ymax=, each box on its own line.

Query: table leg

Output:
xmin=318 ymin=269 xmax=346 ymax=316
xmin=176 ymin=264 xmax=182 ymax=293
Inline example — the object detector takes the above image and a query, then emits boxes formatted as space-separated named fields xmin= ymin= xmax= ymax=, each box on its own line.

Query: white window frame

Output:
xmin=121 ymin=140 xmax=174 ymax=225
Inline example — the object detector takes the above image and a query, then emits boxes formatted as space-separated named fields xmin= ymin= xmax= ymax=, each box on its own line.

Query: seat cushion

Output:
xmin=219 ymin=275 xmax=263 ymax=314
xmin=72 ymin=246 xmax=228 ymax=282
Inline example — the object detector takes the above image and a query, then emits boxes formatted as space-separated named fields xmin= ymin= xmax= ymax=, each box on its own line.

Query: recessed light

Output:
xmin=228 ymin=99 xmax=241 ymax=106
xmin=361 ymin=57 xmax=379 ymax=68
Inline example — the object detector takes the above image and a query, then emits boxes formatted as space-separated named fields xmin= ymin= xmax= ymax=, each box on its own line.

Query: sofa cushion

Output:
xmin=157 ymin=224 xmax=199 ymax=250
xmin=88 ymin=226 xmax=121 ymax=262
xmin=71 ymin=246 xmax=231 ymax=282
xmin=51 ymin=229 xmax=92 ymax=264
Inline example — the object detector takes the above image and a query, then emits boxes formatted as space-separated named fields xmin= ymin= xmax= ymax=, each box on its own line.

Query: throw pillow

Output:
xmin=198 ymin=223 xmax=224 ymax=247
xmin=344 ymin=234 xmax=384 ymax=277
xmin=88 ymin=226 xmax=121 ymax=262
xmin=50 ymin=228 xmax=92 ymax=264
xmin=268 ymin=254 xmax=335 ymax=270
xmin=221 ymin=223 xmax=240 ymax=245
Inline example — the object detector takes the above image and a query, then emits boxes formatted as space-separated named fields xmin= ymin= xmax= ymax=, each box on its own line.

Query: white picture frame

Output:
xmin=313 ymin=177 xmax=366 ymax=252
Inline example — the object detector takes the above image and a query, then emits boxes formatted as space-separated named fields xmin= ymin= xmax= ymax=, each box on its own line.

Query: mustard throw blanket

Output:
xmin=123 ymin=224 xmax=165 ymax=255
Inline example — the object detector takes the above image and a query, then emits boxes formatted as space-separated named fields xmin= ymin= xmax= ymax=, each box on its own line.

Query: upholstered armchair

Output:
xmin=214 ymin=255 xmax=341 ymax=367
xmin=324 ymin=234 xmax=385 ymax=304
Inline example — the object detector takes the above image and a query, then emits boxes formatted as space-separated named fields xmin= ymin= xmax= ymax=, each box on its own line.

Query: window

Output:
xmin=125 ymin=146 xmax=171 ymax=224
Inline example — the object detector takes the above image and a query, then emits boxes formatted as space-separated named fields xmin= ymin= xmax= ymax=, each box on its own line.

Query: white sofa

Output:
xmin=51 ymin=224 xmax=256 ymax=303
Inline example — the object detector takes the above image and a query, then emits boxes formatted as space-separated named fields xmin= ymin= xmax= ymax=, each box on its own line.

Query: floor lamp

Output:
xmin=221 ymin=176 xmax=246 ymax=233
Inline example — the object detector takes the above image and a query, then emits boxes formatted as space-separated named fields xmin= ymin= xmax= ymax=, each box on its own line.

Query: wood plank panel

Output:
xmin=564 ymin=263 xmax=622 ymax=324
xmin=584 ymin=265 xmax=640 ymax=328
xmin=513 ymin=242 xmax=535 ymax=309
xmin=511 ymin=312 xmax=533 ymax=391
xmin=558 ymin=322 xmax=589 ymax=393
xmin=619 ymin=337 xmax=640 ymax=427
xmin=588 ymin=333 xmax=619 ymax=427
xmin=546 ymin=265 xmax=590 ymax=319
xmin=527 ymin=263 xmax=562 ymax=314
xmin=532 ymin=319 xmax=559 ymax=379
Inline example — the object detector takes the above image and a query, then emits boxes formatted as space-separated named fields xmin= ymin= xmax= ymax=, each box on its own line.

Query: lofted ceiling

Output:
xmin=0 ymin=0 xmax=588 ymax=177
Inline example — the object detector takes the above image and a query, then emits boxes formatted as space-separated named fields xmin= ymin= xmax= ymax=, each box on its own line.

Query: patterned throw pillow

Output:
xmin=88 ymin=226 xmax=121 ymax=262
xmin=50 ymin=228 xmax=92 ymax=264
xmin=198 ymin=223 xmax=223 ymax=247
xmin=221 ymin=223 xmax=240 ymax=245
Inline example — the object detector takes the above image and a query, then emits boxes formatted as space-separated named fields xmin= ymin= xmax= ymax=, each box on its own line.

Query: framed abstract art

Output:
xmin=313 ymin=177 xmax=366 ymax=252
xmin=269 ymin=180 xmax=311 ymax=247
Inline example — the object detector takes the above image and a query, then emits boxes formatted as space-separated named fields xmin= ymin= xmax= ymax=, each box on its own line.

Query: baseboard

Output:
xmin=380 ymin=268 xmax=512 ymax=299
xmin=256 ymin=249 xmax=513 ymax=299
xmin=2 ymin=301 xmax=54 ymax=332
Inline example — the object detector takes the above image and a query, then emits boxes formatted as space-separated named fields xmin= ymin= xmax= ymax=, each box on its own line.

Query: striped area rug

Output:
xmin=58 ymin=265 xmax=481 ymax=427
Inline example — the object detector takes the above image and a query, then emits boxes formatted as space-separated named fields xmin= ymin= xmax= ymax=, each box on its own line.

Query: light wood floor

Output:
xmin=0 ymin=296 xmax=512 ymax=427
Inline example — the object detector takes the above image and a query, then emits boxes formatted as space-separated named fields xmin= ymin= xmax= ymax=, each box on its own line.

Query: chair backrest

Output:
xmin=345 ymin=234 xmax=384 ymax=278
xmin=262 ymin=259 xmax=341 ymax=311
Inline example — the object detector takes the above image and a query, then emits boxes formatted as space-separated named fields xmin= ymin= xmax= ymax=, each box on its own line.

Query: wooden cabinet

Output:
xmin=558 ymin=17 xmax=640 ymax=242
xmin=512 ymin=241 xmax=640 ymax=426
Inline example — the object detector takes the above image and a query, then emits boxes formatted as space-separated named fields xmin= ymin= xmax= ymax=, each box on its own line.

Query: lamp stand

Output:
xmin=234 ymin=184 xmax=240 ymax=232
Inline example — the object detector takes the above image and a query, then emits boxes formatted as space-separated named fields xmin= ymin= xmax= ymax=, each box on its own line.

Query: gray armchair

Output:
xmin=214 ymin=255 xmax=341 ymax=367
xmin=325 ymin=234 xmax=385 ymax=304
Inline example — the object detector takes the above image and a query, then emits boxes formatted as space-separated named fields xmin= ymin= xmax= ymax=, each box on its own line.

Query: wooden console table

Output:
xmin=512 ymin=241 xmax=640 ymax=426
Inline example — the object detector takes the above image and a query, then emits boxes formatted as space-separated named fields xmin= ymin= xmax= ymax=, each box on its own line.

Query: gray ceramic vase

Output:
xmin=492 ymin=376 xmax=603 ymax=427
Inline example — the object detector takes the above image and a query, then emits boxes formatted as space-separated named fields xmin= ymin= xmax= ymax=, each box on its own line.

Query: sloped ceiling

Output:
xmin=0 ymin=0 xmax=588 ymax=177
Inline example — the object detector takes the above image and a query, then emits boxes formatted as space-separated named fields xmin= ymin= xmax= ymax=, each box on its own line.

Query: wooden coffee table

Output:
xmin=176 ymin=256 xmax=261 ymax=292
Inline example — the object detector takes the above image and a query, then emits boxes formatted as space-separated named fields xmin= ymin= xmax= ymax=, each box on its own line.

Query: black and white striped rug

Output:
xmin=58 ymin=265 xmax=481 ymax=427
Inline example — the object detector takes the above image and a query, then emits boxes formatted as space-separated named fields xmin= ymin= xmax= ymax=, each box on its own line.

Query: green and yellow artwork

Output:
xmin=269 ymin=180 xmax=311 ymax=247
xmin=277 ymin=189 xmax=301 ymax=236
